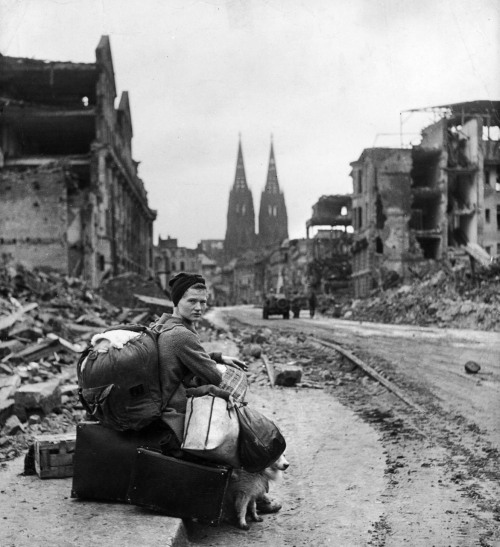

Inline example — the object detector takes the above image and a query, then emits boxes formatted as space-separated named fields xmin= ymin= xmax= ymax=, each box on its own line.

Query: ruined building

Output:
xmin=306 ymin=195 xmax=353 ymax=293
xmin=350 ymin=100 xmax=500 ymax=298
xmin=258 ymin=141 xmax=288 ymax=248
xmin=154 ymin=236 xmax=202 ymax=292
xmin=224 ymin=137 xmax=288 ymax=257
xmin=0 ymin=36 xmax=156 ymax=287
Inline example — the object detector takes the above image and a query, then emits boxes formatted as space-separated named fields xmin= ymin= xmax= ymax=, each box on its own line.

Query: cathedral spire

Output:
xmin=258 ymin=139 xmax=288 ymax=248
xmin=225 ymin=136 xmax=256 ymax=257
xmin=233 ymin=136 xmax=249 ymax=190
xmin=264 ymin=138 xmax=280 ymax=194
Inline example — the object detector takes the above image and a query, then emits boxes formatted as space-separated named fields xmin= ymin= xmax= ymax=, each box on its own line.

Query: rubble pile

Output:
xmin=344 ymin=261 xmax=500 ymax=331
xmin=0 ymin=264 xmax=171 ymax=464
xmin=234 ymin=325 xmax=342 ymax=389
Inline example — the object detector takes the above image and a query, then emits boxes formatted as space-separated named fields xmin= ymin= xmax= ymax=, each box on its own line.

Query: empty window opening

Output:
xmin=375 ymin=237 xmax=383 ymax=254
xmin=356 ymin=170 xmax=363 ymax=194
xmin=375 ymin=195 xmax=386 ymax=230
xmin=341 ymin=206 xmax=347 ymax=216
xmin=411 ymin=149 xmax=441 ymax=188
xmin=486 ymin=209 xmax=491 ymax=223
xmin=416 ymin=237 xmax=440 ymax=259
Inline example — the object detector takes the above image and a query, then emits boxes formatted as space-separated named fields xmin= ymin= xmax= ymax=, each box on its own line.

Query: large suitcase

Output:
xmin=127 ymin=448 xmax=231 ymax=525
xmin=71 ymin=421 xmax=168 ymax=502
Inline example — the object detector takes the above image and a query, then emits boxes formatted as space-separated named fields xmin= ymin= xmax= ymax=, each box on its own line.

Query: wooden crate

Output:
xmin=34 ymin=432 xmax=76 ymax=479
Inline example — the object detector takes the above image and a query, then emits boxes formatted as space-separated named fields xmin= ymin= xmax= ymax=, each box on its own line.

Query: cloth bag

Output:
xmin=181 ymin=394 xmax=240 ymax=468
xmin=235 ymin=403 xmax=286 ymax=473
xmin=218 ymin=365 xmax=248 ymax=402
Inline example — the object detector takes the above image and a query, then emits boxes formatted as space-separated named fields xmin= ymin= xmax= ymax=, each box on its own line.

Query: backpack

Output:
xmin=77 ymin=324 xmax=162 ymax=431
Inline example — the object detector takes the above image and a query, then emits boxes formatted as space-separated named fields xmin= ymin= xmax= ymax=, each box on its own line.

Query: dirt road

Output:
xmin=197 ymin=307 xmax=500 ymax=546
xmin=190 ymin=336 xmax=386 ymax=546
xmin=222 ymin=306 xmax=500 ymax=448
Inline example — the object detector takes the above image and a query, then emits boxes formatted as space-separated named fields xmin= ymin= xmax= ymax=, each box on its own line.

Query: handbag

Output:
xmin=181 ymin=394 xmax=240 ymax=468
xmin=235 ymin=403 xmax=286 ymax=473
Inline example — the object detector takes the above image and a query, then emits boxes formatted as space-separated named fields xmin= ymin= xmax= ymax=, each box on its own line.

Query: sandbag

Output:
xmin=77 ymin=325 xmax=162 ymax=431
xmin=181 ymin=394 xmax=240 ymax=468
xmin=235 ymin=403 xmax=286 ymax=473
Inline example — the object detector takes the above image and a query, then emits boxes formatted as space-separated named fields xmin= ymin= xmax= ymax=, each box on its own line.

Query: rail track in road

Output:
xmin=213 ymin=308 xmax=500 ymax=545
xmin=208 ymin=307 xmax=500 ymax=544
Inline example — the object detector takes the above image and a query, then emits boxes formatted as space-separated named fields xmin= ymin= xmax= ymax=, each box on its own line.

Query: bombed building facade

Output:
xmin=306 ymin=194 xmax=353 ymax=294
xmin=351 ymin=101 xmax=500 ymax=298
xmin=0 ymin=36 xmax=156 ymax=288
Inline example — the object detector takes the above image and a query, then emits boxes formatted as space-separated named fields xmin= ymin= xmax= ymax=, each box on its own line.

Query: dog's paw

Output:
xmin=257 ymin=499 xmax=282 ymax=514
xmin=253 ymin=515 xmax=263 ymax=522
xmin=238 ymin=522 xmax=250 ymax=530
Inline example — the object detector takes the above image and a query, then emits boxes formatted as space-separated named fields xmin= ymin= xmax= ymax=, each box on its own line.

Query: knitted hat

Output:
xmin=169 ymin=272 xmax=206 ymax=306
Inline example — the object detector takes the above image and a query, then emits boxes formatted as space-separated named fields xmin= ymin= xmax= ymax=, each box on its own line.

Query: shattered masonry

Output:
xmin=0 ymin=36 xmax=157 ymax=288
xmin=350 ymin=101 xmax=500 ymax=298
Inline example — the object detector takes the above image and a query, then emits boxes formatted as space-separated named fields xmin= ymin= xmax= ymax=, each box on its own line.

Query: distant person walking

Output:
xmin=308 ymin=291 xmax=317 ymax=319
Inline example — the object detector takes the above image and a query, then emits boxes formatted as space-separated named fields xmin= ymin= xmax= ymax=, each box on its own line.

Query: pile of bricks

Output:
xmin=0 ymin=264 xmax=172 ymax=465
xmin=343 ymin=260 xmax=500 ymax=331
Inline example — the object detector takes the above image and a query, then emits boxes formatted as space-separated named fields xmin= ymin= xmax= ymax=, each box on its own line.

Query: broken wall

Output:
xmin=0 ymin=165 xmax=70 ymax=271
xmin=377 ymin=151 xmax=414 ymax=275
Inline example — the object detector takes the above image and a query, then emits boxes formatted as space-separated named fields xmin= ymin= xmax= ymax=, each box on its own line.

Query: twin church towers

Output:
xmin=224 ymin=137 xmax=288 ymax=257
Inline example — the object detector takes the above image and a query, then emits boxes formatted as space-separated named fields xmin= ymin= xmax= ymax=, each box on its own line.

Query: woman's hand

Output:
xmin=221 ymin=355 xmax=248 ymax=371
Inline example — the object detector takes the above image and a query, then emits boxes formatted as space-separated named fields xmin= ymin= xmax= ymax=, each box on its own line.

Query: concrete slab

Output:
xmin=0 ymin=455 xmax=189 ymax=547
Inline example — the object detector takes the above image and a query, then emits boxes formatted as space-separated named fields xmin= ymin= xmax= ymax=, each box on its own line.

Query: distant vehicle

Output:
xmin=263 ymin=293 xmax=290 ymax=319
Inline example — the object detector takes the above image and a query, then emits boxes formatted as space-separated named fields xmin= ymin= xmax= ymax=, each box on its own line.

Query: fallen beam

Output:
xmin=0 ymin=303 xmax=39 ymax=332
xmin=261 ymin=354 xmax=275 ymax=388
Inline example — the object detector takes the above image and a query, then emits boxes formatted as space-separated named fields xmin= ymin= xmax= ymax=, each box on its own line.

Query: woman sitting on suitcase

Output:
xmin=154 ymin=272 xmax=246 ymax=458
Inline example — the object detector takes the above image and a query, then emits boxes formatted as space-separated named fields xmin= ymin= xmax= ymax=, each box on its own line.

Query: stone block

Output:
xmin=0 ymin=398 xmax=14 ymax=428
xmin=249 ymin=344 xmax=262 ymax=358
xmin=0 ymin=340 xmax=25 ymax=359
xmin=274 ymin=364 xmax=302 ymax=387
xmin=0 ymin=374 xmax=22 ymax=401
xmin=14 ymin=379 xmax=61 ymax=421
xmin=3 ymin=414 xmax=25 ymax=435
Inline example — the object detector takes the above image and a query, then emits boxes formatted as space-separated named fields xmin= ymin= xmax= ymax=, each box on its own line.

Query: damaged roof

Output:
xmin=405 ymin=100 xmax=500 ymax=125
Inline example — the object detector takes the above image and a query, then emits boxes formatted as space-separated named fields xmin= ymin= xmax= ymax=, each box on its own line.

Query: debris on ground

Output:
xmin=330 ymin=259 xmax=500 ymax=331
xmin=0 ymin=263 xmax=174 ymax=462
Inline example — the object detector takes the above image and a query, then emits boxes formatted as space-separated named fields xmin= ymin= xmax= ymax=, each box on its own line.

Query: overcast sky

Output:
xmin=1 ymin=0 xmax=499 ymax=248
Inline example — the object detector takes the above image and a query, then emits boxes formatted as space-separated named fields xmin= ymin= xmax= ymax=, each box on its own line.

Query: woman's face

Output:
xmin=175 ymin=287 xmax=208 ymax=322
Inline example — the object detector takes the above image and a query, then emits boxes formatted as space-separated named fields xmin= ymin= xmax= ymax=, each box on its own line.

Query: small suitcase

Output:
xmin=71 ymin=421 xmax=167 ymax=502
xmin=127 ymin=448 xmax=231 ymax=525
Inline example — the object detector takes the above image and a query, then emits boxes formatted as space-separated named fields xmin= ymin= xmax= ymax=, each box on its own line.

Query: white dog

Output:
xmin=225 ymin=454 xmax=289 ymax=530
